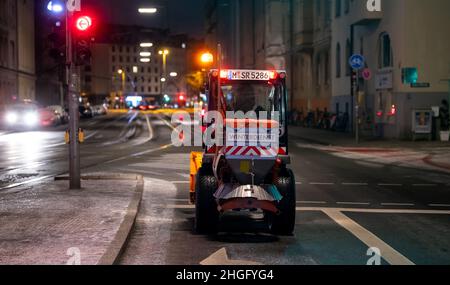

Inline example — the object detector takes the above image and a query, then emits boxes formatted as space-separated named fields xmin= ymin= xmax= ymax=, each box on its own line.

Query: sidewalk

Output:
xmin=289 ymin=126 xmax=450 ymax=173
xmin=289 ymin=126 xmax=450 ymax=149
xmin=0 ymin=173 xmax=143 ymax=265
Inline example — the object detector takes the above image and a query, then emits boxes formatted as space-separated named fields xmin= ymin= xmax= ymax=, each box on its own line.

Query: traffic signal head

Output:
xmin=75 ymin=16 xmax=92 ymax=32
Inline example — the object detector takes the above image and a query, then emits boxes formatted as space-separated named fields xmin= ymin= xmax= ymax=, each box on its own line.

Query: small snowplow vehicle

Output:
xmin=190 ymin=69 xmax=295 ymax=235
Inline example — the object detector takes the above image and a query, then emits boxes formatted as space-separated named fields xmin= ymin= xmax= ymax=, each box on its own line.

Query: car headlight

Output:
xmin=24 ymin=112 xmax=39 ymax=126
xmin=6 ymin=112 xmax=18 ymax=124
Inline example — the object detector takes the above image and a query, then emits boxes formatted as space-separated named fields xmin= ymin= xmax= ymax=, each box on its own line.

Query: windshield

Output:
xmin=221 ymin=82 xmax=276 ymax=113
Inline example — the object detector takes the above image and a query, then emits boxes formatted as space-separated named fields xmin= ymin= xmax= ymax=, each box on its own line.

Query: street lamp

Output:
xmin=200 ymin=52 xmax=214 ymax=65
xmin=170 ymin=72 xmax=178 ymax=77
xmin=138 ymin=8 xmax=158 ymax=14
xmin=139 ymin=52 xmax=151 ymax=57
xmin=47 ymin=1 xmax=64 ymax=13
xmin=159 ymin=49 xmax=170 ymax=95
xmin=140 ymin=43 xmax=153 ymax=48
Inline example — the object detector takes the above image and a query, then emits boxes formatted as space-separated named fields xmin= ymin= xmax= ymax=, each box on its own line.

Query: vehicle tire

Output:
xmin=268 ymin=169 xmax=296 ymax=236
xmin=195 ymin=167 xmax=219 ymax=234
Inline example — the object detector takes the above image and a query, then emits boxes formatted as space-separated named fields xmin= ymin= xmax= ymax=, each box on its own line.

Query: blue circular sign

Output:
xmin=349 ymin=54 xmax=365 ymax=70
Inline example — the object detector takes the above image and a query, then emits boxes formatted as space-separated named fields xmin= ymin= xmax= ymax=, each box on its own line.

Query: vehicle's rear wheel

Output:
xmin=268 ymin=168 xmax=296 ymax=235
xmin=195 ymin=166 xmax=219 ymax=234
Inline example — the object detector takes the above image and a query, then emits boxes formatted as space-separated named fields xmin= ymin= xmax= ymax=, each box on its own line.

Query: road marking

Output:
xmin=342 ymin=183 xmax=369 ymax=186
xmin=309 ymin=182 xmax=335 ymax=185
xmin=412 ymin=184 xmax=437 ymax=187
xmin=171 ymin=181 xmax=190 ymax=184
xmin=378 ymin=183 xmax=403 ymax=187
xmin=200 ymin=248 xmax=263 ymax=266
xmin=322 ymin=209 xmax=415 ymax=265
xmin=381 ymin=203 xmax=415 ymax=207
xmin=297 ymin=207 xmax=450 ymax=215
xmin=297 ymin=201 xmax=328 ymax=205
xmin=428 ymin=204 xmax=450 ymax=208
xmin=0 ymin=175 xmax=54 ymax=191
xmin=295 ymin=182 xmax=303 ymax=185
xmin=336 ymin=202 xmax=371 ymax=206
xmin=144 ymin=114 xmax=154 ymax=141
xmin=105 ymin=143 xmax=173 ymax=164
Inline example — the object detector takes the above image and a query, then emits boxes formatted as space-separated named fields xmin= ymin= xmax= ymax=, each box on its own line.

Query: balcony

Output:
xmin=350 ymin=0 xmax=383 ymax=25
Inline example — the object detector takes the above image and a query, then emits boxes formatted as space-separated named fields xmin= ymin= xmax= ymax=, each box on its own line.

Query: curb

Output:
xmin=55 ymin=174 xmax=144 ymax=265
xmin=423 ymin=155 xmax=450 ymax=172
xmin=98 ymin=174 xmax=144 ymax=265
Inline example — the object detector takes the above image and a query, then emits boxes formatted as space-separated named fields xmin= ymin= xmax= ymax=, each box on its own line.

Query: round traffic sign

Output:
xmin=362 ymin=68 xmax=372 ymax=80
xmin=349 ymin=54 xmax=365 ymax=70
xmin=76 ymin=16 xmax=92 ymax=31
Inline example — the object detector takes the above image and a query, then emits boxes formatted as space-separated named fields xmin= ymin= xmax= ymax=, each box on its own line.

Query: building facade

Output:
xmin=331 ymin=0 xmax=450 ymax=138
xmin=0 ymin=0 xmax=35 ymax=107
xmin=84 ymin=25 xmax=189 ymax=105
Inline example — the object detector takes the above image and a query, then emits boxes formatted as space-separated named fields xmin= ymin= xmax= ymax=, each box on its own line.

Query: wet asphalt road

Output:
xmin=1 ymin=112 xmax=450 ymax=265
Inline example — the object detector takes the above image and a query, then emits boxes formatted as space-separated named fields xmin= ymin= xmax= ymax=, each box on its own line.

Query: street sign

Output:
xmin=66 ymin=0 xmax=81 ymax=12
xmin=362 ymin=68 xmax=372 ymax=80
xmin=411 ymin=82 xmax=431 ymax=88
xmin=349 ymin=54 xmax=365 ymax=70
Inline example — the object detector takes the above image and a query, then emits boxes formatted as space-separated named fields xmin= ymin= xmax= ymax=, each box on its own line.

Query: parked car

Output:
xmin=92 ymin=105 xmax=107 ymax=116
xmin=39 ymin=108 xmax=60 ymax=127
xmin=46 ymin=105 xmax=68 ymax=124
xmin=79 ymin=105 xmax=94 ymax=118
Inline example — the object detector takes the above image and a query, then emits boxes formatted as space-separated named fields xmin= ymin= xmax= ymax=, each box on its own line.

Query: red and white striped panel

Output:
xmin=207 ymin=146 xmax=286 ymax=155
xmin=223 ymin=146 xmax=278 ymax=157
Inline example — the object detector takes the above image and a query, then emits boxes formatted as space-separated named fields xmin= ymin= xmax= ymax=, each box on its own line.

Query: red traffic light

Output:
xmin=75 ymin=16 xmax=92 ymax=31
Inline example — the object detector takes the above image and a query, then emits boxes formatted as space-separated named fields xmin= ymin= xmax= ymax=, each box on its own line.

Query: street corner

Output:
xmin=0 ymin=173 xmax=144 ymax=265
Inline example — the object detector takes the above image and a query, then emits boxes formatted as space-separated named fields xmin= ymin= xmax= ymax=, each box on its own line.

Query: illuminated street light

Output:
xmin=158 ymin=49 xmax=169 ymax=55
xmin=139 ymin=52 xmax=151 ymax=57
xmin=140 ymin=58 xmax=150 ymax=63
xmin=170 ymin=72 xmax=178 ymax=77
xmin=160 ymin=77 xmax=166 ymax=82
xmin=200 ymin=52 xmax=214 ymax=64
xmin=140 ymin=43 xmax=153 ymax=48
xmin=117 ymin=69 xmax=123 ymax=75
xmin=47 ymin=1 xmax=64 ymax=13
xmin=132 ymin=66 xmax=138 ymax=73
xmin=138 ymin=8 xmax=158 ymax=14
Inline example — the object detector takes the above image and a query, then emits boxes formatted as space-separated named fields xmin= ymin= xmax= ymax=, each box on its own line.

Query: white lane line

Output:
xmin=144 ymin=114 xmax=154 ymax=141
xmin=104 ymin=143 xmax=173 ymax=164
xmin=321 ymin=209 xmax=415 ymax=265
xmin=0 ymin=175 xmax=54 ymax=191
xmin=378 ymin=183 xmax=403 ymax=187
xmin=171 ymin=181 xmax=190 ymax=184
xmin=412 ymin=184 xmax=437 ymax=187
xmin=297 ymin=207 xmax=450 ymax=215
xmin=428 ymin=204 xmax=450 ymax=208
xmin=309 ymin=182 xmax=335 ymax=185
xmin=381 ymin=203 xmax=415 ymax=207
xmin=342 ymin=183 xmax=369 ymax=186
xmin=336 ymin=202 xmax=371 ymax=206
xmin=295 ymin=182 xmax=303 ymax=185
xmin=297 ymin=201 xmax=328 ymax=205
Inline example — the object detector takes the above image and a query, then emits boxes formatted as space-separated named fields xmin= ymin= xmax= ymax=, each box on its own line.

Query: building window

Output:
xmin=344 ymin=0 xmax=350 ymax=14
xmin=378 ymin=33 xmax=393 ymax=68
xmin=148 ymin=86 xmax=152 ymax=92
xmin=324 ymin=52 xmax=330 ymax=84
xmin=346 ymin=39 xmax=351 ymax=76
xmin=112 ymin=56 xmax=116 ymax=62
xmin=335 ymin=0 xmax=341 ymax=18
xmin=112 ymin=46 xmax=116 ymax=52
xmin=119 ymin=56 xmax=123 ymax=62
xmin=336 ymin=43 xmax=341 ymax=78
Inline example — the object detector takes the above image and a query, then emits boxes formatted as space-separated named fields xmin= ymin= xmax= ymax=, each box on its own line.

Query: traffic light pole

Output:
xmin=66 ymin=11 xmax=81 ymax=189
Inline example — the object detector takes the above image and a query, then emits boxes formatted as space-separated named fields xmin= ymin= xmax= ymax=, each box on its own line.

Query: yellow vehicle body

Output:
xmin=189 ymin=152 xmax=203 ymax=203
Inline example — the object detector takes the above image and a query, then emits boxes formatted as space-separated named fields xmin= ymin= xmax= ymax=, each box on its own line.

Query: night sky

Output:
xmin=84 ymin=0 xmax=206 ymax=38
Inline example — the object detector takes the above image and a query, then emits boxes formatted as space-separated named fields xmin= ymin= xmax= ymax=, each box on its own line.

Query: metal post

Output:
xmin=355 ymin=71 xmax=360 ymax=144
xmin=66 ymin=11 xmax=81 ymax=189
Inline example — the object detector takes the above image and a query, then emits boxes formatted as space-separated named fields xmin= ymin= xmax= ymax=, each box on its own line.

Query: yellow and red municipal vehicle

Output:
xmin=190 ymin=69 xmax=295 ymax=235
